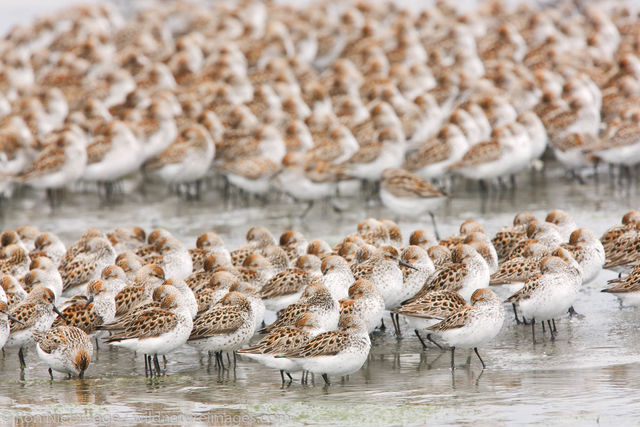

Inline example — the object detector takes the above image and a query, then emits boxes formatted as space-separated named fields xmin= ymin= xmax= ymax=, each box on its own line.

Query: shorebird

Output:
xmin=506 ymin=256 xmax=582 ymax=342
xmin=187 ymin=291 xmax=255 ymax=370
xmin=379 ymin=168 xmax=447 ymax=238
xmin=6 ymin=286 xmax=65 ymax=371
xmin=409 ymin=244 xmax=490 ymax=303
xmin=33 ymin=326 xmax=93 ymax=379
xmin=274 ymin=314 xmax=371 ymax=385
xmin=104 ymin=285 xmax=194 ymax=376
xmin=83 ymin=121 xmax=142 ymax=198
xmin=143 ymin=124 xmax=215 ymax=199
xmin=351 ymin=245 xmax=416 ymax=313
xmin=237 ymin=312 xmax=322 ymax=383
xmin=260 ymin=261 xmax=313 ymax=313
xmin=339 ymin=279 xmax=385 ymax=334
xmin=259 ymin=280 xmax=339 ymax=334
xmin=17 ymin=127 xmax=87 ymax=207
xmin=428 ymin=288 xmax=504 ymax=369
xmin=30 ymin=232 xmax=66 ymax=266
xmin=394 ymin=290 xmax=467 ymax=351
xmin=60 ymin=237 xmax=116 ymax=297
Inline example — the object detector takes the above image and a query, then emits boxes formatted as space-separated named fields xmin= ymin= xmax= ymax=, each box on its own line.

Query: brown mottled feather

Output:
xmin=259 ymin=303 xmax=310 ymax=333
xmin=105 ymin=308 xmax=177 ymax=341
xmin=490 ymin=257 xmax=540 ymax=285
xmin=9 ymin=302 xmax=38 ymax=332
xmin=412 ymin=264 xmax=468 ymax=298
xmin=188 ymin=307 xmax=246 ymax=340
xmin=260 ymin=268 xmax=309 ymax=299
xmin=114 ymin=285 xmax=145 ymax=316
xmin=32 ymin=326 xmax=89 ymax=354
xmin=98 ymin=301 xmax=159 ymax=331
xmin=351 ymin=263 xmax=374 ymax=281
xmin=20 ymin=146 xmax=66 ymax=178
xmin=238 ymin=326 xmax=311 ymax=355
xmin=382 ymin=171 xmax=445 ymax=198
xmin=52 ymin=301 xmax=100 ymax=332
xmin=452 ymin=140 xmax=501 ymax=168
xmin=230 ymin=248 xmax=251 ymax=267
xmin=86 ymin=137 xmax=113 ymax=165
xmin=405 ymin=138 xmax=452 ymax=170
xmin=189 ymin=248 xmax=211 ymax=271
xmin=61 ymin=259 xmax=99 ymax=291
xmin=394 ymin=291 xmax=467 ymax=319
xmin=492 ymin=230 xmax=526 ymax=260
xmin=277 ymin=331 xmax=350 ymax=358
xmin=428 ymin=306 xmax=472 ymax=331
xmin=347 ymin=144 xmax=381 ymax=164
xmin=220 ymin=157 xmax=279 ymax=180
xmin=505 ymin=273 xmax=543 ymax=303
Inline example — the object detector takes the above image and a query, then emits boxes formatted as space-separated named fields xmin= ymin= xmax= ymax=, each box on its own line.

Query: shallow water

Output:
xmin=1 ymin=170 xmax=640 ymax=425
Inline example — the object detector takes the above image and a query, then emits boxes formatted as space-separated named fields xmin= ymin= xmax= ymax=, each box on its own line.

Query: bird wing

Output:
xmin=277 ymin=331 xmax=350 ymax=358
xmin=106 ymin=308 xmax=177 ymax=341
xmin=347 ymin=143 xmax=381 ymax=164
xmin=259 ymin=303 xmax=310 ymax=333
xmin=238 ymin=326 xmax=309 ymax=355
xmin=144 ymin=140 xmax=189 ymax=170
xmin=404 ymin=138 xmax=452 ymax=170
xmin=9 ymin=302 xmax=38 ymax=332
xmin=114 ymin=285 xmax=146 ymax=317
xmin=99 ymin=302 xmax=160 ymax=330
xmin=307 ymin=140 xmax=344 ymax=162
xmin=86 ymin=136 xmax=113 ymax=165
xmin=428 ymin=306 xmax=472 ymax=331
xmin=395 ymin=291 xmax=467 ymax=320
xmin=351 ymin=263 xmax=373 ymax=281
xmin=450 ymin=140 xmax=501 ymax=169
xmin=490 ymin=258 xmax=539 ymax=285
xmin=188 ymin=307 xmax=245 ymax=340
xmin=260 ymin=269 xmax=307 ymax=299
xmin=505 ymin=273 xmax=543 ymax=303
xmin=604 ymin=240 xmax=640 ymax=269
xmin=185 ymin=271 xmax=212 ymax=292
xmin=383 ymin=173 xmax=444 ymax=198
xmin=602 ymin=279 xmax=640 ymax=294
xmin=608 ymin=124 xmax=640 ymax=148
xmin=60 ymin=255 xmax=99 ymax=290
xmin=339 ymin=299 xmax=355 ymax=317
xmin=32 ymin=328 xmax=65 ymax=353
xmin=20 ymin=146 xmax=66 ymax=179
xmin=422 ymin=264 xmax=468 ymax=293
xmin=492 ymin=230 xmax=525 ymax=260
xmin=52 ymin=301 xmax=99 ymax=332
xmin=195 ymin=290 xmax=219 ymax=313
xmin=220 ymin=157 xmax=279 ymax=179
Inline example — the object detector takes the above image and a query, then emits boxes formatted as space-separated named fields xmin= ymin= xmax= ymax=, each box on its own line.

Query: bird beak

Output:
xmin=0 ymin=309 xmax=24 ymax=325
xmin=399 ymin=260 xmax=418 ymax=270
xmin=83 ymin=295 xmax=94 ymax=309
xmin=53 ymin=305 xmax=67 ymax=323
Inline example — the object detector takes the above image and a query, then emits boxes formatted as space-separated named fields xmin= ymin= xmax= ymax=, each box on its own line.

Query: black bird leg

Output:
xmin=474 ymin=347 xmax=486 ymax=369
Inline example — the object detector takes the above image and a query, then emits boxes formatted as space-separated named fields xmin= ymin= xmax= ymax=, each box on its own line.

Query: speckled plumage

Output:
xmin=33 ymin=325 xmax=93 ymax=378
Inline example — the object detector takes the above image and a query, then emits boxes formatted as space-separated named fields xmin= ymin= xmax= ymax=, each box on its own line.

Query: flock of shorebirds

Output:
xmin=0 ymin=210 xmax=638 ymax=385
xmin=2 ymin=0 xmax=640 ymax=211
xmin=1 ymin=0 xmax=640 ymax=388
